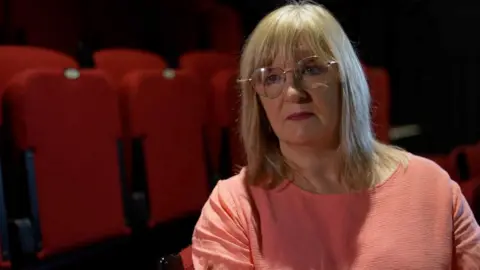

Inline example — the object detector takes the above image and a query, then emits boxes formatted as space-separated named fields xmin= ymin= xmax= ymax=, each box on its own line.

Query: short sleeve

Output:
xmin=192 ymin=181 xmax=254 ymax=269
xmin=452 ymin=181 xmax=480 ymax=269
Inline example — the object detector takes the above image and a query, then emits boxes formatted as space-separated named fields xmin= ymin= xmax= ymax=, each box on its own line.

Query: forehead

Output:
xmin=270 ymin=49 xmax=315 ymax=67
xmin=249 ymin=20 xmax=334 ymax=71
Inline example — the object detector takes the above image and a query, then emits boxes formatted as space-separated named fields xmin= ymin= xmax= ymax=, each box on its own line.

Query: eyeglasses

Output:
xmin=238 ymin=56 xmax=336 ymax=99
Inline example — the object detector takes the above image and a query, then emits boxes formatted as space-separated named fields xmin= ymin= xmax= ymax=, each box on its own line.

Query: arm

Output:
xmin=452 ymin=181 xmax=480 ymax=269
xmin=192 ymin=182 xmax=254 ymax=269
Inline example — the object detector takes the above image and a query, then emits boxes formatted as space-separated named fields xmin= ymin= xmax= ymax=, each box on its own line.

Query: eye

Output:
xmin=302 ymin=64 xmax=327 ymax=76
xmin=264 ymin=74 xmax=283 ymax=85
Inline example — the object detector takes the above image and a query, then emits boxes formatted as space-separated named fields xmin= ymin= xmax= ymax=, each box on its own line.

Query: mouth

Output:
xmin=286 ymin=112 xmax=314 ymax=121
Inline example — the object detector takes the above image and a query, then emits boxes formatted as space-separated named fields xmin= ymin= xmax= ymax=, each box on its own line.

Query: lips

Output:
xmin=286 ymin=112 xmax=314 ymax=120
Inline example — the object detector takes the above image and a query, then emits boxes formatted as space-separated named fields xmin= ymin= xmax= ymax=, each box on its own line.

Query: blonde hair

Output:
xmin=239 ymin=1 xmax=406 ymax=189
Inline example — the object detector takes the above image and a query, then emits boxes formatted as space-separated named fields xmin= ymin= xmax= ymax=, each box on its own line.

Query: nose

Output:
xmin=283 ymin=74 xmax=311 ymax=104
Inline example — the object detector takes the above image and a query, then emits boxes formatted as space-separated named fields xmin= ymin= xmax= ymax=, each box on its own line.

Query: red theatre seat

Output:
xmin=459 ymin=144 xmax=480 ymax=179
xmin=94 ymin=49 xmax=167 ymax=86
xmin=0 ymin=46 xmax=78 ymax=126
xmin=4 ymin=69 xmax=130 ymax=259
xmin=426 ymin=144 xmax=480 ymax=183
xmin=179 ymin=51 xmax=237 ymax=81
xmin=211 ymin=69 xmax=245 ymax=176
xmin=179 ymin=245 xmax=194 ymax=270
xmin=459 ymin=177 xmax=480 ymax=208
xmin=0 ymin=46 xmax=75 ymax=269
xmin=362 ymin=65 xmax=390 ymax=143
xmin=94 ymin=49 xmax=168 ymax=190
xmin=179 ymin=52 xmax=238 ymax=177
xmin=121 ymin=69 xmax=209 ymax=227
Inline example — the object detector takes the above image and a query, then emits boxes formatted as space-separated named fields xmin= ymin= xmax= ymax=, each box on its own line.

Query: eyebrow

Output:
xmin=256 ymin=48 xmax=320 ymax=69
xmin=268 ymin=54 xmax=319 ymax=69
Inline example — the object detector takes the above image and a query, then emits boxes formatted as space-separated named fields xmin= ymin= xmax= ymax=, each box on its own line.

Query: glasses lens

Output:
xmin=251 ymin=67 xmax=285 ymax=98
xmin=297 ymin=56 xmax=331 ymax=89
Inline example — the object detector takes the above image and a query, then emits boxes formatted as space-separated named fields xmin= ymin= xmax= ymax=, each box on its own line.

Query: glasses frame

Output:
xmin=237 ymin=55 xmax=337 ymax=99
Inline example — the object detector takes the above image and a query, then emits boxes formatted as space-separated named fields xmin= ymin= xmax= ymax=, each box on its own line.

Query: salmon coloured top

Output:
xmin=192 ymin=155 xmax=480 ymax=269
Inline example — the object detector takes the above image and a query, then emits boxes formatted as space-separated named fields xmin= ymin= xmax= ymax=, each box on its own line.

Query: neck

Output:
xmin=280 ymin=141 xmax=344 ymax=193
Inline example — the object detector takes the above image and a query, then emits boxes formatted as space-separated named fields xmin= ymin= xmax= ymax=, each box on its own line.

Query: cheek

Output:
xmin=310 ymin=86 xmax=340 ymax=123
xmin=259 ymin=97 xmax=283 ymax=128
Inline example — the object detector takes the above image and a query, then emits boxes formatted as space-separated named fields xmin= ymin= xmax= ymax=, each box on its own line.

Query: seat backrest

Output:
xmin=179 ymin=51 xmax=237 ymax=80
xmin=0 ymin=46 xmax=78 ymax=125
xmin=211 ymin=69 xmax=245 ymax=174
xmin=459 ymin=178 xmax=480 ymax=206
xmin=179 ymin=52 xmax=238 ymax=175
xmin=426 ymin=154 xmax=455 ymax=177
xmin=427 ymin=145 xmax=480 ymax=182
xmin=362 ymin=65 xmax=390 ymax=143
xmin=449 ymin=144 xmax=480 ymax=182
xmin=211 ymin=69 xmax=239 ymax=128
xmin=179 ymin=245 xmax=193 ymax=270
xmin=94 ymin=49 xmax=167 ymax=86
xmin=4 ymin=69 xmax=130 ymax=258
xmin=445 ymin=145 xmax=469 ymax=181
xmin=121 ymin=70 xmax=209 ymax=226
xmin=463 ymin=145 xmax=480 ymax=179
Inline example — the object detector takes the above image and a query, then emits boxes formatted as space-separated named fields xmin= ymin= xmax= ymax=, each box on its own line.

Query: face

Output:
xmin=254 ymin=53 xmax=341 ymax=148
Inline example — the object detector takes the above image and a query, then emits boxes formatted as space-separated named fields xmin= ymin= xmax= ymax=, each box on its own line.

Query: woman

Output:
xmin=192 ymin=2 xmax=480 ymax=269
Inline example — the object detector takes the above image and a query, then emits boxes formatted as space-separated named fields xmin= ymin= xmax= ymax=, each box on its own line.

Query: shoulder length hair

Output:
xmin=238 ymin=1 xmax=405 ymax=189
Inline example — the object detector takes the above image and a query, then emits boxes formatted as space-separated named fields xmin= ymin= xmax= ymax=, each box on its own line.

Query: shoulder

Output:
xmin=192 ymin=169 xmax=255 ymax=268
xmin=219 ymin=168 xmax=249 ymax=191
xmin=379 ymin=153 xmax=464 ymax=229
xmin=406 ymin=153 xmax=450 ymax=179
xmin=194 ymin=168 xmax=251 ymax=237
xmin=213 ymin=168 xmax=252 ymax=210
xmin=400 ymin=153 xmax=458 ymax=202
xmin=198 ymin=168 xmax=253 ymax=226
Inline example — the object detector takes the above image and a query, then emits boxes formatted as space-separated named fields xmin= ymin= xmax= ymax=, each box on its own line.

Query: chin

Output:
xmin=286 ymin=134 xmax=323 ymax=146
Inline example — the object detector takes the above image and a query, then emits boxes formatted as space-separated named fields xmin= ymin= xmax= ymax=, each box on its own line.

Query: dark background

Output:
xmin=1 ymin=0 xmax=479 ymax=154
